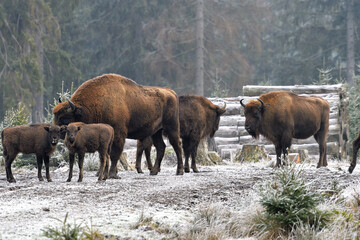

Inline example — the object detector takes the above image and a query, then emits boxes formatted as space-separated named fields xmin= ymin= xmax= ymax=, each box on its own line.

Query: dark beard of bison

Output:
xmin=246 ymin=127 xmax=260 ymax=139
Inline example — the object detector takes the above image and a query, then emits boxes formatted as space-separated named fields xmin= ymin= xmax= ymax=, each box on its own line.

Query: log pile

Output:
xmin=209 ymin=84 xmax=349 ymax=161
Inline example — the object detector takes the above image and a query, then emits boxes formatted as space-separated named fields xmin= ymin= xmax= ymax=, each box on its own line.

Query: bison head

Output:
xmin=53 ymin=99 xmax=82 ymax=126
xmin=44 ymin=124 xmax=61 ymax=146
xmin=64 ymin=124 xmax=82 ymax=145
xmin=240 ymin=98 xmax=264 ymax=139
xmin=210 ymin=103 xmax=226 ymax=138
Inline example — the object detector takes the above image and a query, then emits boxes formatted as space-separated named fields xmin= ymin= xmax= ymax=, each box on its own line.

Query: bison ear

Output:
xmin=44 ymin=126 xmax=50 ymax=132
xmin=217 ymin=102 xmax=226 ymax=115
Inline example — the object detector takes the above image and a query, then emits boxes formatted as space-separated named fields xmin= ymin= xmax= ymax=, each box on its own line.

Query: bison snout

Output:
xmin=51 ymin=137 xmax=59 ymax=145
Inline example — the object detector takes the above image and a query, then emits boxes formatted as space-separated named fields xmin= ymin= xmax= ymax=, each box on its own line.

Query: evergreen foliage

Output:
xmin=256 ymin=162 xmax=331 ymax=236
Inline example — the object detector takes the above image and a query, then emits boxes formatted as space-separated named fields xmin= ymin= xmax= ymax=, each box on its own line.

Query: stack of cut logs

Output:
xmin=209 ymin=84 xmax=349 ymax=162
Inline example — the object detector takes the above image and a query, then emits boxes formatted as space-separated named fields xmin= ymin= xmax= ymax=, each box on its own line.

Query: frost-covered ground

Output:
xmin=1 ymin=157 xmax=360 ymax=240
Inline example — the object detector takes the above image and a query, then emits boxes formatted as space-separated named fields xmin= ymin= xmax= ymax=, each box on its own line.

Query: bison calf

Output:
xmin=136 ymin=95 xmax=226 ymax=173
xmin=63 ymin=122 xmax=114 ymax=182
xmin=240 ymin=91 xmax=330 ymax=168
xmin=1 ymin=123 xmax=61 ymax=183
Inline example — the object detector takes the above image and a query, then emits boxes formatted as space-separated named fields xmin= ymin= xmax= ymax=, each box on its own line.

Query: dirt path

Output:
xmin=1 ymin=160 xmax=360 ymax=239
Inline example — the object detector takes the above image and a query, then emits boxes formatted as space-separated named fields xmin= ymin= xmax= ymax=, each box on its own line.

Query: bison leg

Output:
xmin=135 ymin=140 xmax=145 ymax=174
xmin=275 ymin=145 xmax=282 ymax=167
xmin=77 ymin=152 xmax=85 ymax=182
xmin=67 ymin=153 xmax=75 ymax=182
xmin=103 ymin=154 xmax=110 ymax=180
xmin=98 ymin=151 xmax=107 ymax=182
xmin=150 ymin=131 xmax=166 ymax=175
xmin=191 ymin=142 xmax=200 ymax=173
xmin=136 ymin=137 xmax=153 ymax=174
xmin=349 ymin=133 xmax=360 ymax=173
xmin=5 ymin=153 xmax=17 ymax=183
xmin=109 ymin=134 xmax=125 ymax=179
xmin=314 ymin=131 xmax=328 ymax=168
xmin=44 ymin=155 xmax=52 ymax=182
xmin=182 ymin=138 xmax=191 ymax=173
xmin=166 ymin=130 xmax=184 ymax=175
xmin=36 ymin=155 xmax=44 ymax=181
xmin=145 ymin=146 xmax=152 ymax=171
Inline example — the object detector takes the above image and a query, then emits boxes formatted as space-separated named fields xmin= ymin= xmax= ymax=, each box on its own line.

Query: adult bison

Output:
xmin=240 ymin=91 xmax=330 ymax=167
xmin=136 ymin=95 xmax=226 ymax=173
xmin=53 ymin=73 xmax=183 ymax=177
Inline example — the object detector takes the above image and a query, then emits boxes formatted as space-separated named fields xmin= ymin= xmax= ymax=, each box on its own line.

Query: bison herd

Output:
xmin=1 ymin=73 xmax=360 ymax=183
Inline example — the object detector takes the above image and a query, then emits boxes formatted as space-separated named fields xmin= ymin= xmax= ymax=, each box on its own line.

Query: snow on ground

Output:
xmin=1 ymin=158 xmax=360 ymax=239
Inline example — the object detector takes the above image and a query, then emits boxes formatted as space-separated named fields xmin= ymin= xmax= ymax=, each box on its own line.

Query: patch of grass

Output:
xmin=42 ymin=213 xmax=105 ymax=240
xmin=131 ymin=211 xmax=175 ymax=237
xmin=176 ymin=204 xmax=246 ymax=240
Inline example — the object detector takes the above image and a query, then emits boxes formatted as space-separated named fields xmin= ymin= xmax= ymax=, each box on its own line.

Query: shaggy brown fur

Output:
xmin=136 ymin=95 xmax=226 ymax=173
xmin=63 ymin=122 xmax=114 ymax=182
xmin=240 ymin=91 xmax=330 ymax=167
xmin=1 ymin=123 xmax=61 ymax=182
xmin=53 ymin=73 xmax=183 ymax=177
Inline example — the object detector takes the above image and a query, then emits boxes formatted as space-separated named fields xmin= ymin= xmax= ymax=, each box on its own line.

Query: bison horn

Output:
xmin=257 ymin=98 xmax=264 ymax=110
xmin=217 ymin=102 xmax=227 ymax=115
xmin=221 ymin=102 xmax=226 ymax=111
xmin=67 ymin=99 xmax=76 ymax=111
xmin=240 ymin=99 xmax=246 ymax=108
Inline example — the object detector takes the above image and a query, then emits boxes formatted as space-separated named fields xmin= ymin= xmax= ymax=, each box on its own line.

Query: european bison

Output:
xmin=136 ymin=95 xmax=226 ymax=173
xmin=63 ymin=122 xmax=114 ymax=182
xmin=349 ymin=129 xmax=360 ymax=173
xmin=1 ymin=123 xmax=61 ymax=183
xmin=53 ymin=73 xmax=183 ymax=177
xmin=240 ymin=91 xmax=330 ymax=167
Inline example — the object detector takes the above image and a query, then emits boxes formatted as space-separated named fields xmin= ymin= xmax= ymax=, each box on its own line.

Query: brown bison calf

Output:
xmin=136 ymin=95 xmax=226 ymax=173
xmin=1 ymin=123 xmax=61 ymax=183
xmin=63 ymin=122 xmax=114 ymax=182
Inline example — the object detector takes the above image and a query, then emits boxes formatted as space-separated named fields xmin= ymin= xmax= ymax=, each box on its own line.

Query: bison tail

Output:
xmin=1 ymin=130 xmax=7 ymax=156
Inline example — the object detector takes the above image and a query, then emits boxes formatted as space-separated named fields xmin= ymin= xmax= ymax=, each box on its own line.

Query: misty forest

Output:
xmin=2 ymin=1 xmax=360 ymax=240
xmin=0 ymin=0 xmax=359 ymax=122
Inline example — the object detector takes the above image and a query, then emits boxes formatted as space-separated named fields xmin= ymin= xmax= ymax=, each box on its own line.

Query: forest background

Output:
xmin=0 ymin=0 xmax=359 ymax=123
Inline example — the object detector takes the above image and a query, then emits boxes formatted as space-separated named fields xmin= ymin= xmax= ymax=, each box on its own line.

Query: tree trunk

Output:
xmin=195 ymin=0 xmax=204 ymax=96
xmin=31 ymin=19 xmax=44 ymax=123
xmin=346 ymin=0 xmax=355 ymax=87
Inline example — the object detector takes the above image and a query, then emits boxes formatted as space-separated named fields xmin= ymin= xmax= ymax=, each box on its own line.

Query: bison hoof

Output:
xmin=136 ymin=169 xmax=144 ymax=174
xmin=8 ymin=178 xmax=16 ymax=183
xmin=77 ymin=179 xmax=83 ymax=182
xmin=66 ymin=179 xmax=71 ymax=182
xmin=176 ymin=169 xmax=184 ymax=175
xmin=184 ymin=168 xmax=190 ymax=173
xmin=47 ymin=178 xmax=52 ymax=182
xmin=192 ymin=168 xmax=199 ymax=173
xmin=108 ymin=175 xmax=121 ymax=179
xmin=150 ymin=171 xmax=158 ymax=176
xmin=349 ymin=165 xmax=355 ymax=174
